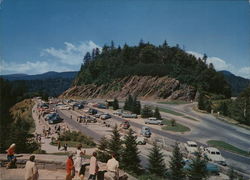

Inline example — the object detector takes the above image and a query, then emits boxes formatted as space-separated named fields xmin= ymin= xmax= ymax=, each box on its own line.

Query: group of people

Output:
xmin=6 ymin=144 xmax=39 ymax=180
xmin=57 ymin=140 xmax=68 ymax=152
xmin=66 ymin=144 xmax=120 ymax=180
xmin=5 ymin=142 xmax=120 ymax=180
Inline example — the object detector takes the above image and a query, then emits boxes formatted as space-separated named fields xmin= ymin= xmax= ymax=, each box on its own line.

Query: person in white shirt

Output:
xmin=25 ymin=155 xmax=39 ymax=180
xmin=105 ymin=153 xmax=119 ymax=180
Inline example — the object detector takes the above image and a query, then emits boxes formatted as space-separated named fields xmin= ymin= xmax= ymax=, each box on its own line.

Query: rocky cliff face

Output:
xmin=60 ymin=76 xmax=197 ymax=101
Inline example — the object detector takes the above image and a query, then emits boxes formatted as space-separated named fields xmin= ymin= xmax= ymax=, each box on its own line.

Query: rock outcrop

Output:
xmin=60 ymin=76 xmax=197 ymax=101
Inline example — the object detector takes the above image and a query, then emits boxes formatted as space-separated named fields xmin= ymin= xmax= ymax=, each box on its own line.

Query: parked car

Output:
xmin=204 ymin=147 xmax=226 ymax=166
xmin=100 ymin=113 xmax=111 ymax=120
xmin=45 ymin=113 xmax=57 ymax=121
xmin=86 ymin=116 xmax=97 ymax=123
xmin=58 ymin=105 xmax=71 ymax=110
xmin=184 ymin=141 xmax=198 ymax=154
xmin=73 ymin=103 xmax=84 ymax=109
xmin=48 ymin=114 xmax=63 ymax=124
xmin=113 ymin=110 xmax=123 ymax=116
xmin=120 ymin=120 xmax=130 ymax=129
xmin=88 ymin=108 xmax=98 ymax=115
xmin=144 ymin=117 xmax=163 ymax=125
xmin=94 ymin=113 xmax=104 ymax=118
xmin=121 ymin=113 xmax=137 ymax=118
xmin=183 ymin=159 xmax=220 ymax=175
xmin=141 ymin=126 xmax=151 ymax=138
xmin=98 ymin=104 xmax=107 ymax=109
xmin=136 ymin=136 xmax=146 ymax=145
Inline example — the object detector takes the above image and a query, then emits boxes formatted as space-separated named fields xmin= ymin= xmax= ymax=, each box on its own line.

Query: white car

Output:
xmin=144 ymin=117 xmax=163 ymax=125
xmin=204 ymin=147 xmax=226 ymax=166
xmin=120 ymin=136 xmax=146 ymax=145
xmin=184 ymin=141 xmax=198 ymax=154
xmin=58 ymin=105 xmax=70 ymax=110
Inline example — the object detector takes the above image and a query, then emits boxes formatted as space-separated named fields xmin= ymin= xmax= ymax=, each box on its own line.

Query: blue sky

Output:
xmin=1 ymin=0 xmax=250 ymax=78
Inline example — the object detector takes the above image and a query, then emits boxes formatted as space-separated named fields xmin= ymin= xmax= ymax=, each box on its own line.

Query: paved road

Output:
xmin=51 ymin=105 xmax=102 ymax=141
xmin=142 ymin=101 xmax=250 ymax=151
xmin=54 ymin=101 xmax=250 ymax=176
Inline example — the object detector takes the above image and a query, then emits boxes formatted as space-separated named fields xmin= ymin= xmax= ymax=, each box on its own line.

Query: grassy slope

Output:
xmin=10 ymin=99 xmax=35 ymax=133
xmin=162 ymin=119 xmax=190 ymax=132
xmin=207 ymin=140 xmax=249 ymax=157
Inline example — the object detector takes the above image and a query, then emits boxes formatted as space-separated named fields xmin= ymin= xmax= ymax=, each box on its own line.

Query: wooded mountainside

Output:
xmin=75 ymin=41 xmax=231 ymax=98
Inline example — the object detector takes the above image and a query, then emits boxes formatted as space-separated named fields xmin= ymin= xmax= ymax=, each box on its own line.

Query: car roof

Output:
xmin=206 ymin=147 xmax=219 ymax=152
xmin=187 ymin=141 xmax=197 ymax=145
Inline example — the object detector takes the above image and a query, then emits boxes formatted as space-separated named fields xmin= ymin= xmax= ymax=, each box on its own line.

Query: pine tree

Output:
xmin=154 ymin=107 xmax=162 ymax=119
xmin=124 ymin=94 xmax=134 ymax=112
xmin=169 ymin=143 xmax=185 ymax=180
xmin=228 ymin=167 xmax=236 ymax=180
xmin=121 ymin=129 xmax=141 ymax=174
xmin=108 ymin=125 xmax=122 ymax=161
xmin=198 ymin=92 xmax=205 ymax=110
xmin=141 ymin=105 xmax=153 ymax=118
xmin=147 ymin=142 xmax=166 ymax=177
xmin=98 ymin=136 xmax=108 ymax=151
xmin=132 ymin=96 xmax=141 ymax=114
xmin=113 ymin=98 xmax=119 ymax=110
xmin=188 ymin=149 xmax=208 ymax=180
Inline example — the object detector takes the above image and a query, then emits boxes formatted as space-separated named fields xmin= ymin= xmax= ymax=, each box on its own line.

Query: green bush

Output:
xmin=97 ymin=150 xmax=111 ymax=163
xmin=58 ymin=131 xmax=96 ymax=147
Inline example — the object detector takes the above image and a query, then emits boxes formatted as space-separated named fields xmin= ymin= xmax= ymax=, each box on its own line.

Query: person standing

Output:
xmin=64 ymin=143 xmax=68 ymax=152
xmin=58 ymin=140 xmax=61 ymax=151
xmin=6 ymin=143 xmax=16 ymax=169
xmin=105 ymin=153 xmax=119 ymax=180
xmin=24 ymin=155 xmax=39 ymax=180
xmin=66 ymin=153 xmax=75 ymax=180
xmin=88 ymin=152 xmax=98 ymax=180
xmin=74 ymin=144 xmax=86 ymax=178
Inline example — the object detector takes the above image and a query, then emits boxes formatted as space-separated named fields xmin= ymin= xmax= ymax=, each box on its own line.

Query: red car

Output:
xmin=121 ymin=120 xmax=130 ymax=129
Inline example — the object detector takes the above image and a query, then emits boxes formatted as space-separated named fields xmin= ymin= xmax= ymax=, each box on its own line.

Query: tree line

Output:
xmin=75 ymin=40 xmax=231 ymax=98
xmin=198 ymin=87 xmax=250 ymax=126
xmin=0 ymin=78 xmax=39 ymax=153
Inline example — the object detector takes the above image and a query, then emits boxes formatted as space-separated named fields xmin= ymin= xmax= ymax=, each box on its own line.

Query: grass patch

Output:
xmin=49 ymin=152 xmax=91 ymax=158
xmin=183 ymin=116 xmax=198 ymax=121
xmin=158 ymin=100 xmax=189 ymax=105
xmin=159 ymin=107 xmax=183 ymax=116
xmin=207 ymin=140 xmax=249 ymax=157
xmin=56 ymin=131 xmax=96 ymax=148
xmin=162 ymin=120 xmax=190 ymax=132
xmin=50 ymin=140 xmax=95 ymax=148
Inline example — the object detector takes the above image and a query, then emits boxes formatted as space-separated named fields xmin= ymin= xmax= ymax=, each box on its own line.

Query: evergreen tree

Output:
xmin=141 ymin=105 xmax=153 ymax=118
xmin=108 ymin=125 xmax=122 ymax=161
xmin=154 ymin=107 xmax=162 ymax=119
xmin=198 ymin=92 xmax=205 ymax=110
xmin=113 ymin=98 xmax=119 ymax=110
xmin=84 ymin=52 xmax=91 ymax=64
xmin=132 ymin=96 xmax=141 ymax=114
xmin=121 ymin=129 xmax=141 ymax=174
xmin=228 ymin=167 xmax=236 ymax=180
xmin=169 ymin=143 xmax=185 ymax=180
xmin=124 ymin=94 xmax=134 ymax=112
xmin=98 ymin=136 xmax=108 ymax=151
xmin=147 ymin=142 xmax=166 ymax=177
xmin=188 ymin=149 xmax=208 ymax=180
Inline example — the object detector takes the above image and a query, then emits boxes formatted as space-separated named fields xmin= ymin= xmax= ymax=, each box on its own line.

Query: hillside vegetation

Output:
xmin=75 ymin=41 xmax=231 ymax=98
xmin=10 ymin=99 xmax=35 ymax=133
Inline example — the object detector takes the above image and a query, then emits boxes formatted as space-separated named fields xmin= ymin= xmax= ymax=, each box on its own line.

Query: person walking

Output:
xmin=105 ymin=153 xmax=119 ymax=180
xmin=6 ymin=143 xmax=16 ymax=169
xmin=66 ymin=153 xmax=75 ymax=180
xmin=74 ymin=144 xmax=86 ymax=178
xmin=24 ymin=155 xmax=39 ymax=180
xmin=88 ymin=152 xmax=98 ymax=180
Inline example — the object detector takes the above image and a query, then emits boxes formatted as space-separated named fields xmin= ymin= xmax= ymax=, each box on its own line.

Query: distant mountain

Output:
xmin=1 ymin=71 xmax=78 ymax=97
xmin=220 ymin=70 xmax=250 ymax=96
xmin=1 ymin=71 xmax=77 ymax=81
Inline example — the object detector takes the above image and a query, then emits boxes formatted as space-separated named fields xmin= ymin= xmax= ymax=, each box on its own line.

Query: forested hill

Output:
xmin=75 ymin=41 xmax=231 ymax=98
xmin=1 ymin=71 xmax=78 ymax=97
xmin=220 ymin=71 xmax=250 ymax=97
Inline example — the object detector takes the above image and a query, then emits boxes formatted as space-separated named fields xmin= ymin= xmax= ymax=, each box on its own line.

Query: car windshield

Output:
xmin=211 ymin=152 xmax=215 ymax=154
xmin=216 ymin=152 xmax=220 ymax=155
xmin=190 ymin=144 xmax=197 ymax=147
